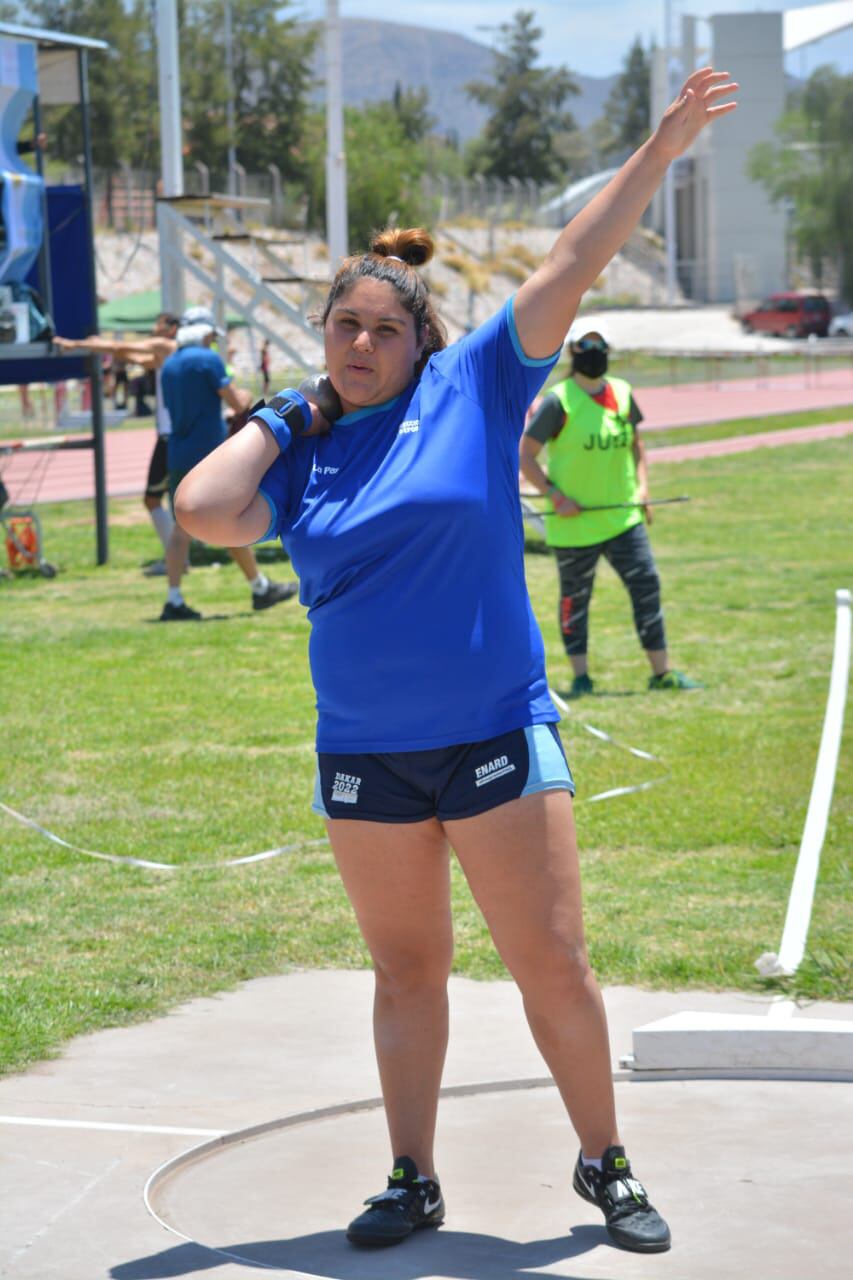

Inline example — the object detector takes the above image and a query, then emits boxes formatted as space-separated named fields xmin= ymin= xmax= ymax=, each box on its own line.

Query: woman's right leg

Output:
xmin=325 ymin=817 xmax=453 ymax=1179
xmin=555 ymin=544 xmax=599 ymax=679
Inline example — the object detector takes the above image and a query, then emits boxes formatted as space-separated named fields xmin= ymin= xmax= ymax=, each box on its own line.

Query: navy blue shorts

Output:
xmin=313 ymin=723 xmax=575 ymax=824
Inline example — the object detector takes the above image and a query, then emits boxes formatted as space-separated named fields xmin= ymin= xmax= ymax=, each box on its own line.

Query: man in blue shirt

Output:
xmin=158 ymin=306 xmax=297 ymax=620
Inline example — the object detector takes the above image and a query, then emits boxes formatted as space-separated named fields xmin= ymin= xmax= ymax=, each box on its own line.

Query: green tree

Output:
xmin=304 ymin=100 xmax=429 ymax=251
xmin=750 ymin=66 xmax=853 ymax=302
xmin=465 ymin=9 xmax=578 ymax=183
xmin=30 ymin=0 xmax=154 ymax=173
xmin=598 ymin=36 xmax=652 ymax=158
xmin=28 ymin=0 xmax=315 ymax=182
xmin=181 ymin=0 xmax=317 ymax=180
xmin=391 ymin=82 xmax=435 ymax=146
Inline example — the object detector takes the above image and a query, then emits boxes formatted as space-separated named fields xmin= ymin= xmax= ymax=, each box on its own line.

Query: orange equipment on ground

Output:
xmin=5 ymin=514 xmax=39 ymax=569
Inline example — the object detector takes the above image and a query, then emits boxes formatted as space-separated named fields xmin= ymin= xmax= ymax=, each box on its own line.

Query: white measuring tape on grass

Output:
xmin=0 ymin=801 xmax=327 ymax=872
xmin=2 ymin=689 xmax=669 ymax=872
xmin=549 ymin=687 xmax=669 ymax=803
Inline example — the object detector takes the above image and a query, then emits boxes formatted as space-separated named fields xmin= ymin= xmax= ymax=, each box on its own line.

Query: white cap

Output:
xmin=176 ymin=305 xmax=225 ymax=347
xmin=566 ymin=317 xmax=612 ymax=348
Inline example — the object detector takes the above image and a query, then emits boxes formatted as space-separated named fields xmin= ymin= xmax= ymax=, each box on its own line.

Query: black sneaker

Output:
xmin=573 ymin=1146 xmax=671 ymax=1253
xmin=567 ymin=673 xmax=594 ymax=699
xmin=160 ymin=600 xmax=202 ymax=622
xmin=252 ymin=580 xmax=298 ymax=611
xmin=346 ymin=1155 xmax=445 ymax=1248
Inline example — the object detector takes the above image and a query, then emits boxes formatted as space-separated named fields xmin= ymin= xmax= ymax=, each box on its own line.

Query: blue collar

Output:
xmin=335 ymin=388 xmax=409 ymax=426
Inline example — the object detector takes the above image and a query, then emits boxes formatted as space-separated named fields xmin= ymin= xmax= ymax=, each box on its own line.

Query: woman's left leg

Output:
xmin=445 ymin=789 xmax=671 ymax=1252
xmin=443 ymin=789 xmax=617 ymax=1157
xmin=603 ymin=523 xmax=668 ymax=676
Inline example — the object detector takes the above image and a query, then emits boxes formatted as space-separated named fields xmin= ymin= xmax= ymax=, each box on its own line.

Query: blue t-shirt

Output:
xmin=160 ymin=345 xmax=231 ymax=475
xmin=259 ymin=298 xmax=560 ymax=752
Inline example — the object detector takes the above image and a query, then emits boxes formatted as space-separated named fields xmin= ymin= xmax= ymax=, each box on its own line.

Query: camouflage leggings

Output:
xmin=554 ymin=522 xmax=666 ymax=657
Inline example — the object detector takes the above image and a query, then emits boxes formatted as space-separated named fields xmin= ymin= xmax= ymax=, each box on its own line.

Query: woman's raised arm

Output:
xmin=513 ymin=68 xmax=738 ymax=359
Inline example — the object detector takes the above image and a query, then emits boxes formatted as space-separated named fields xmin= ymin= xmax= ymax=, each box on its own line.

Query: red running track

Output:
xmin=2 ymin=427 xmax=155 ymax=505
xmin=2 ymin=369 xmax=853 ymax=505
xmin=636 ymin=366 xmax=853 ymax=429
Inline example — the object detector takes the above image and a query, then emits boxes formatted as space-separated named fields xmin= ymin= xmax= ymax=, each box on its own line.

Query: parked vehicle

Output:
xmin=741 ymin=292 xmax=831 ymax=338
xmin=829 ymin=309 xmax=853 ymax=337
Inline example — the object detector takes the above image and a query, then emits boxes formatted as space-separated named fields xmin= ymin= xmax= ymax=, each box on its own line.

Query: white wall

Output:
xmin=705 ymin=12 xmax=787 ymax=302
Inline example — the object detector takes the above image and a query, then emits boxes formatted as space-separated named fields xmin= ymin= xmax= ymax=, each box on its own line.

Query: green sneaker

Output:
xmin=648 ymin=670 xmax=703 ymax=691
xmin=568 ymin=673 xmax=594 ymax=699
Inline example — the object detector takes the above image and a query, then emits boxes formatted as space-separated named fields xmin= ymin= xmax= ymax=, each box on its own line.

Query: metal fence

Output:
xmin=61 ymin=164 xmax=559 ymax=233
xmin=424 ymin=173 xmax=559 ymax=225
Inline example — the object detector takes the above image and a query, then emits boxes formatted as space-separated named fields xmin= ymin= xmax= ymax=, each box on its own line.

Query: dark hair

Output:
xmin=321 ymin=228 xmax=447 ymax=376
xmin=157 ymin=312 xmax=180 ymax=329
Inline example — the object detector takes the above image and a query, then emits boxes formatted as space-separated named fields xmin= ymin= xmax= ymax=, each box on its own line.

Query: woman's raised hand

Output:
xmin=653 ymin=67 xmax=738 ymax=161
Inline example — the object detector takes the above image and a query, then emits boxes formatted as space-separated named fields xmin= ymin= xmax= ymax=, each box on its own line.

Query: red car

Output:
xmin=741 ymin=292 xmax=830 ymax=338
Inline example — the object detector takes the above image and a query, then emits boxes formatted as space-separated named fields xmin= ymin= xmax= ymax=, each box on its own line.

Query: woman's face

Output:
xmin=324 ymin=277 xmax=424 ymax=415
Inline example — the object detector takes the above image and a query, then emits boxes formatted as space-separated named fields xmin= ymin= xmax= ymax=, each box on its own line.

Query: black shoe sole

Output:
xmin=346 ymin=1217 xmax=444 ymax=1248
xmin=252 ymin=588 xmax=298 ymax=610
xmin=573 ymin=1169 xmax=671 ymax=1254
xmin=606 ymin=1229 xmax=671 ymax=1253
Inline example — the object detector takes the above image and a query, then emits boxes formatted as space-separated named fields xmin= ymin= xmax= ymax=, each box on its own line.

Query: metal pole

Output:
xmin=78 ymin=48 xmax=108 ymax=566
xmin=224 ymin=0 xmax=237 ymax=196
xmin=31 ymin=90 xmax=55 ymax=326
xmin=663 ymin=0 xmax=677 ymax=305
xmin=325 ymin=0 xmax=348 ymax=266
xmin=156 ymin=0 xmax=185 ymax=315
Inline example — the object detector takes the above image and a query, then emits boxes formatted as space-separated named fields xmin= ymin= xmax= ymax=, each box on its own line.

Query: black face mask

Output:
xmin=572 ymin=347 xmax=608 ymax=379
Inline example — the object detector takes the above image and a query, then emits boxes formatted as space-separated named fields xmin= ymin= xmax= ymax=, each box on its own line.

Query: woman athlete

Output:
xmin=176 ymin=68 xmax=737 ymax=1255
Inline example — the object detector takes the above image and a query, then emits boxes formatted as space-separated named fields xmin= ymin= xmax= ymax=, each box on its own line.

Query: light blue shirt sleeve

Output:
xmin=255 ymin=455 xmax=291 ymax=543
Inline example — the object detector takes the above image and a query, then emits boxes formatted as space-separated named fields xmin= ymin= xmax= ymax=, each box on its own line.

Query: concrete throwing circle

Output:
xmin=144 ymin=1074 xmax=853 ymax=1279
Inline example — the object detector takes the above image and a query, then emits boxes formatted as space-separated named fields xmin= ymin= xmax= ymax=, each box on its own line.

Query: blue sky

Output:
xmin=295 ymin=0 xmax=853 ymax=79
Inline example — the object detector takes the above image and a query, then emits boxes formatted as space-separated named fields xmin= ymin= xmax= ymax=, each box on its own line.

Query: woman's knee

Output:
xmin=373 ymin=943 xmax=453 ymax=1000
xmin=516 ymin=938 xmax=594 ymax=1007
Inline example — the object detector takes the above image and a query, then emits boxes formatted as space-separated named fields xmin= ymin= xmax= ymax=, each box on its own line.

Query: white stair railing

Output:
xmin=158 ymin=201 xmax=325 ymax=373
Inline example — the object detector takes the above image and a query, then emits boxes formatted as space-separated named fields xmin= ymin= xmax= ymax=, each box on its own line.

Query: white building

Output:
xmin=651 ymin=2 xmax=853 ymax=302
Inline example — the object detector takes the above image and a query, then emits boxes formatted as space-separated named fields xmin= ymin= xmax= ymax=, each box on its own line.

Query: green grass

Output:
xmin=643 ymin=403 xmax=853 ymax=449
xmin=1 ymin=438 xmax=852 ymax=1076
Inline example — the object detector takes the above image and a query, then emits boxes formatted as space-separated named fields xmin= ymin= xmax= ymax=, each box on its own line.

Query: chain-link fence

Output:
xmin=423 ymin=173 xmax=559 ymax=225
xmin=59 ymin=164 xmax=559 ymax=234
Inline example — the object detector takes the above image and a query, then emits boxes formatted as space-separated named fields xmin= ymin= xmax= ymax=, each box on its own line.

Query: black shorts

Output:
xmin=145 ymin=436 xmax=169 ymax=499
xmin=313 ymin=723 xmax=574 ymax=824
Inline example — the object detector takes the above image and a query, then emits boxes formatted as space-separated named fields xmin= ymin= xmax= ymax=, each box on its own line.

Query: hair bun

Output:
xmin=369 ymin=227 xmax=434 ymax=268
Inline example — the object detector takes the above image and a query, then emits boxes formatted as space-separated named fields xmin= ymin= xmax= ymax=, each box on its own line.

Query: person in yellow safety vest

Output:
xmin=520 ymin=320 xmax=702 ymax=698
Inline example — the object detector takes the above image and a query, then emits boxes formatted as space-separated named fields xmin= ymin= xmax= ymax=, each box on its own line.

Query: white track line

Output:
xmin=8 ymin=1158 xmax=120 ymax=1268
xmin=0 ymin=1115 xmax=225 ymax=1137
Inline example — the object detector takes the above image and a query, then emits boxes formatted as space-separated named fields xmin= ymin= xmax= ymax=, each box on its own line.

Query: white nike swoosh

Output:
xmin=423 ymin=1194 xmax=442 ymax=1214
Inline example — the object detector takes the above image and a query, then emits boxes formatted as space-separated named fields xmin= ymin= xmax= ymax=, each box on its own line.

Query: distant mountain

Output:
xmin=309 ymin=17 xmax=617 ymax=141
